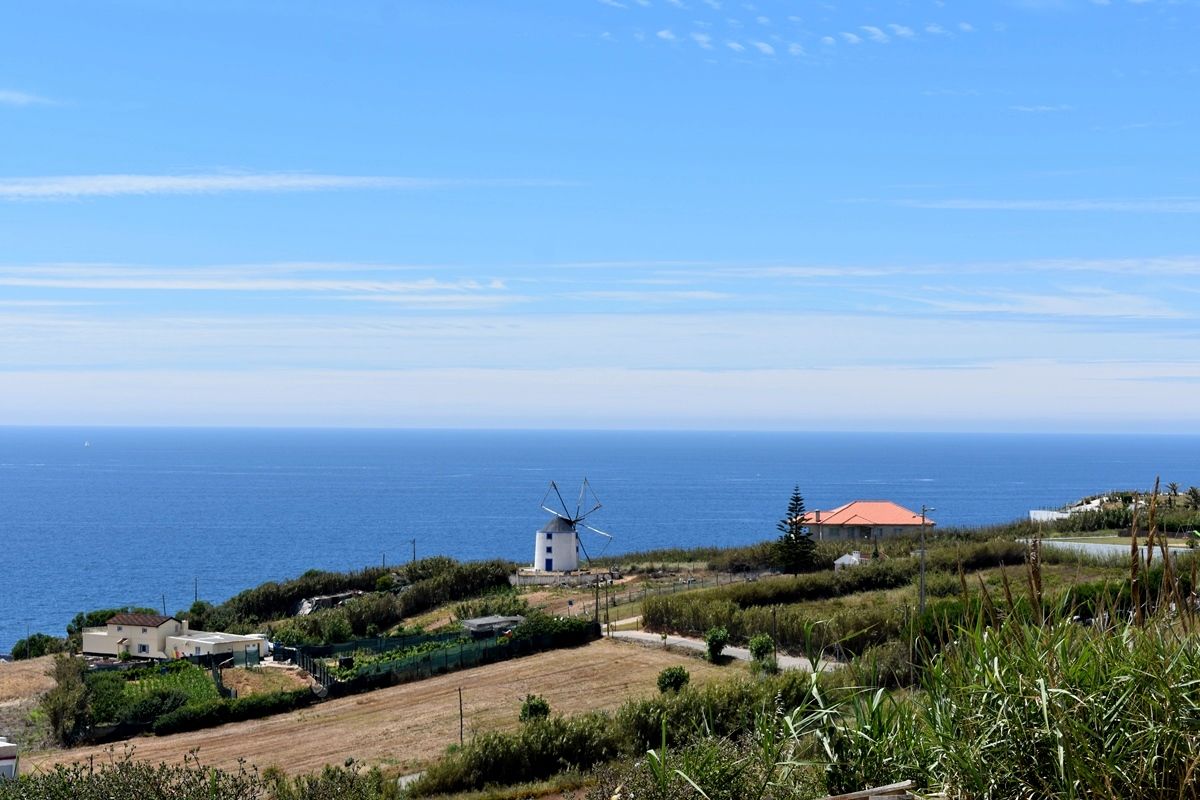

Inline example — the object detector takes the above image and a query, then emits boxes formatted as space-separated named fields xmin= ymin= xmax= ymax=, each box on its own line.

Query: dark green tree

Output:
xmin=774 ymin=485 xmax=818 ymax=574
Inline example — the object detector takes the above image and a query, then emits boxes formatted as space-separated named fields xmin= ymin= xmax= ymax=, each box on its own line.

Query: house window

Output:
xmin=141 ymin=628 xmax=147 ymax=633
xmin=116 ymin=626 xmax=123 ymax=631
xmin=545 ymin=546 xmax=553 ymax=554
xmin=137 ymin=643 xmax=149 ymax=654
xmin=545 ymin=532 xmax=552 ymax=540
xmin=194 ymin=646 xmax=202 ymax=656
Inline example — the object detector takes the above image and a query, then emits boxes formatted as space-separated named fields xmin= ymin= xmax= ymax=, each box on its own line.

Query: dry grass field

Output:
xmin=0 ymin=655 xmax=56 ymax=747
xmin=27 ymin=639 xmax=734 ymax=777
xmin=0 ymin=655 xmax=55 ymax=703
xmin=220 ymin=665 xmax=311 ymax=698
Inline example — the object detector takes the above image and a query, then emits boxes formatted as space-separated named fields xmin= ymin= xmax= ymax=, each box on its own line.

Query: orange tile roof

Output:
xmin=800 ymin=500 xmax=934 ymax=528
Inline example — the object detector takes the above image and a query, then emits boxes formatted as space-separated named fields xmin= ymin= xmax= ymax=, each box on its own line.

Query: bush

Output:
xmin=657 ymin=665 xmax=690 ymax=694
xmin=704 ymin=626 xmax=729 ymax=662
xmin=151 ymin=689 xmax=314 ymax=735
xmin=41 ymin=655 xmax=90 ymax=745
xmin=519 ymin=694 xmax=550 ymax=722
xmin=122 ymin=687 xmax=189 ymax=725
xmin=747 ymin=633 xmax=774 ymax=661
xmin=408 ymin=713 xmax=623 ymax=796
xmin=11 ymin=632 xmax=67 ymax=660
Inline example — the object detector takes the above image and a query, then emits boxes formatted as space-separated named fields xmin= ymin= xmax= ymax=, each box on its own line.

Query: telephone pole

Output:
xmin=919 ymin=505 xmax=935 ymax=615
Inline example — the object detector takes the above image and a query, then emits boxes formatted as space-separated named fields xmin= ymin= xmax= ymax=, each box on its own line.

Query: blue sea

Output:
xmin=3 ymin=427 xmax=1198 ymax=652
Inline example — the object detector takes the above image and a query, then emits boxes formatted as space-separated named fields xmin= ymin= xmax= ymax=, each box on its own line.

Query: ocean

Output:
xmin=3 ymin=427 xmax=1198 ymax=652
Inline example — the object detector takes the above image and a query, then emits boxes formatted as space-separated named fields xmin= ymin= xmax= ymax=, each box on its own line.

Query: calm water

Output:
xmin=2 ymin=427 xmax=1197 ymax=652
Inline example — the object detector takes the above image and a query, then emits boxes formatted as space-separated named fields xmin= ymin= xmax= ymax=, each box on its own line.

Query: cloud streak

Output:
xmin=0 ymin=173 xmax=565 ymax=200
xmin=0 ymin=89 xmax=53 ymax=106
xmin=900 ymin=197 xmax=1200 ymax=213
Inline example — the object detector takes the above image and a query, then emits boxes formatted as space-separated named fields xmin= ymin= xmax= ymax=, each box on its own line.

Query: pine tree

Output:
xmin=774 ymin=485 xmax=817 ymax=574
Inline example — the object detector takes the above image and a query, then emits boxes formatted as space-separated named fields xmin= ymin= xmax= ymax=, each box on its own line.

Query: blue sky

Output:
xmin=1 ymin=0 xmax=1198 ymax=430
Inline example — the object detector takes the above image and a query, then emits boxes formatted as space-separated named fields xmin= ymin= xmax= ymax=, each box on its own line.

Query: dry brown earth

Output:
xmin=0 ymin=656 xmax=55 ymax=703
xmin=27 ymin=639 xmax=733 ymax=776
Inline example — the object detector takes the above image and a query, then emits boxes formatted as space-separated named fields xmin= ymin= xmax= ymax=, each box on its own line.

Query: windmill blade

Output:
xmin=541 ymin=505 xmax=572 ymax=521
xmin=575 ymin=478 xmax=603 ymax=522
xmin=582 ymin=523 xmax=612 ymax=539
xmin=577 ymin=533 xmax=593 ymax=566
xmin=550 ymin=481 xmax=573 ymax=520
xmin=575 ymin=480 xmax=587 ymax=520
xmin=540 ymin=482 xmax=573 ymax=520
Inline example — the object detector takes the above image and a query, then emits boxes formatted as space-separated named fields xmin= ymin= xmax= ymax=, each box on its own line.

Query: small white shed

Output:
xmin=0 ymin=736 xmax=18 ymax=780
xmin=834 ymin=551 xmax=864 ymax=571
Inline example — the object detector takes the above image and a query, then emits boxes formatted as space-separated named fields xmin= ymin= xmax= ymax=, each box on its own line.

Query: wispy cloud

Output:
xmin=751 ymin=40 xmax=775 ymax=55
xmin=839 ymin=32 xmax=862 ymax=44
xmin=861 ymin=25 xmax=890 ymax=43
xmin=691 ymin=31 xmax=713 ymax=48
xmin=0 ymin=173 xmax=564 ymax=200
xmin=888 ymin=24 xmax=915 ymax=38
xmin=908 ymin=288 xmax=1183 ymax=320
xmin=656 ymin=28 xmax=677 ymax=40
xmin=900 ymin=197 xmax=1200 ymax=213
xmin=0 ymin=89 xmax=54 ymax=106
xmin=1010 ymin=104 xmax=1074 ymax=113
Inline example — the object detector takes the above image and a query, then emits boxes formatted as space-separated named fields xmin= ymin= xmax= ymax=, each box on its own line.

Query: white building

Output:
xmin=0 ymin=737 xmax=17 ymax=780
xmin=82 ymin=613 xmax=267 ymax=661
xmin=533 ymin=515 xmax=582 ymax=573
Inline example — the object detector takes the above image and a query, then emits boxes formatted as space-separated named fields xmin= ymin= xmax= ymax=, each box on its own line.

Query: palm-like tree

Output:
xmin=1168 ymin=482 xmax=1180 ymax=509
xmin=1188 ymin=486 xmax=1200 ymax=511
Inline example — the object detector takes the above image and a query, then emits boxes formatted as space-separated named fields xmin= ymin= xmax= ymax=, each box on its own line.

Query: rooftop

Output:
xmin=801 ymin=500 xmax=934 ymax=528
xmin=107 ymin=613 xmax=176 ymax=627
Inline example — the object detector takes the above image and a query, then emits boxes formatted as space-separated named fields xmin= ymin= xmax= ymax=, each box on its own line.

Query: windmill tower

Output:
xmin=533 ymin=479 xmax=612 ymax=573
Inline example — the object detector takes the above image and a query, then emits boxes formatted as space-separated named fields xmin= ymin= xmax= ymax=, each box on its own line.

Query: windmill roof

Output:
xmin=538 ymin=515 xmax=576 ymax=533
xmin=800 ymin=500 xmax=934 ymax=528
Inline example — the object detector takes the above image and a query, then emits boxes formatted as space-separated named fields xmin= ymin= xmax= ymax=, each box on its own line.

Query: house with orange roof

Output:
xmin=799 ymin=500 xmax=934 ymax=541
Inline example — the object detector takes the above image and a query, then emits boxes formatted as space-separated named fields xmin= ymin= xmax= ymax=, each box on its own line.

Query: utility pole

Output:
xmin=458 ymin=687 xmax=464 ymax=745
xmin=162 ymin=593 xmax=167 ymax=616
xmin=194 ymin=578 xmax=198 ymax=604
xmin=772 ymin=606 xmax=778 ymax=663
xmin=411 ymin=538 xmax=417 ymax=564
xmin=919 ymin=505 xmax=935 ymax=615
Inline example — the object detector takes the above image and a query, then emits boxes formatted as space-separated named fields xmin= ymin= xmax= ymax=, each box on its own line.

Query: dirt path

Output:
xmin=26 ymin=639 xmax=734 ymax=776
xmin=610 ymin=631 xmax=835 ymax=672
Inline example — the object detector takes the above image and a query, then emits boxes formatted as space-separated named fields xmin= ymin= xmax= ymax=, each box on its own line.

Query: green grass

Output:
xmin=126 ymin=665 xmax=221 ymax=706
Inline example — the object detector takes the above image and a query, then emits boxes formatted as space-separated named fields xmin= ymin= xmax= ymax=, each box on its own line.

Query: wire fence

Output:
xmin=570 ymin=571 xmax=764 ymax=621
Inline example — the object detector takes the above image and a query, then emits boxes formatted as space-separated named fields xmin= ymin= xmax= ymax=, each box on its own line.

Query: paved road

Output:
xmin=609 ymin=630 xmax=835 ymax=672
xmin=1038 ymin=539 xmax=1188 ymax=558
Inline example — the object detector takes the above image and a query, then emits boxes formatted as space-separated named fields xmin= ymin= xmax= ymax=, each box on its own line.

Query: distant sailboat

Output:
xmin=83 ymin=441 xmax=91 ymax=448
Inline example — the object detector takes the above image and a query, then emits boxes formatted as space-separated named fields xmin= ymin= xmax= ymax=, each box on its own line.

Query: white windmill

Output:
xmin=533 ymin=479 xmax=613 ymax=573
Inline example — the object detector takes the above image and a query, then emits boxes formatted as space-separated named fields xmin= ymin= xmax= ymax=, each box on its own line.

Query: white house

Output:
xmin=82 ymin=613 xmax=183 ymax=659
xmin=82 ymin=613 xmax=268 ymax=661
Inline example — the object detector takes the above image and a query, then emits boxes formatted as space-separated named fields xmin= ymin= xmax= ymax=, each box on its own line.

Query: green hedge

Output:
xmin=151 ymin=688 xmax=314 ymax=735
xmin=409 ymin=713 xmax=624 ymax=795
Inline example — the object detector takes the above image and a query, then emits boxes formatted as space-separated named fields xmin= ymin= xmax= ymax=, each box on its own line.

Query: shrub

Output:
xmin=519 ymin=693 xmax=550 ymax=722
xmin=11 ymin=632 xmax=67 ymax=660
xmin=656 ymin=665 xmax=690 ymax=694
xmin=122 ymin=687 xmax=189 ymax=725
xmin=41 ymin=655 xmax=90 ymax=745
xmin=408 ymin=713 xmax=623 ymax=796
xmin=704 ymin=626 xmax=729 ymax=662
xmin=151 ymin=689 xmax=314 ymax=735
xmin=747 ymin=633 xmax=774 ymax=661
